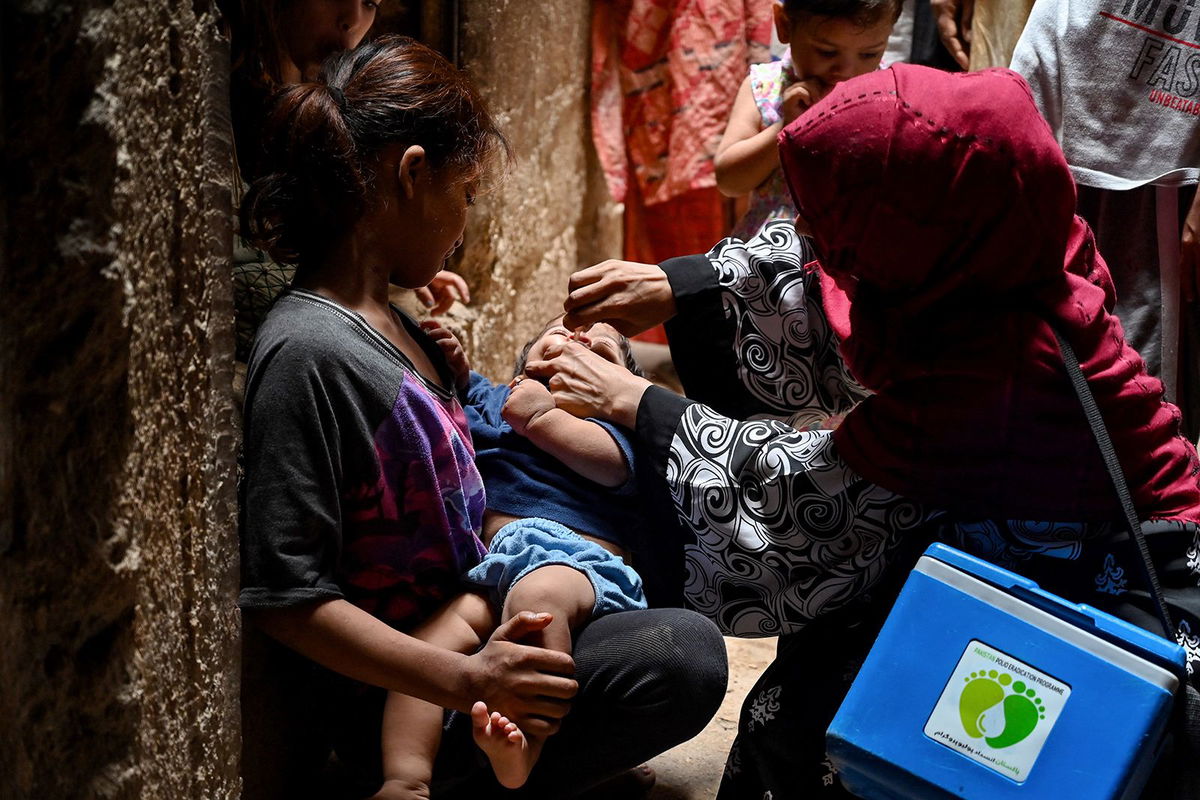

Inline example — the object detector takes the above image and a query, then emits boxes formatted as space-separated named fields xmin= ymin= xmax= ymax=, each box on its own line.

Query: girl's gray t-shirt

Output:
xmin=238 ymin=289 xmax=487 ymax=630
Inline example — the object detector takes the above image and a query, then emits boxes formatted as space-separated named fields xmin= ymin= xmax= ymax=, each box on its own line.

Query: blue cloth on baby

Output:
xmin=463 ymin=371 xmax=641 ymax=548
xmin=464 ymin=518 xmax=647 ymax=616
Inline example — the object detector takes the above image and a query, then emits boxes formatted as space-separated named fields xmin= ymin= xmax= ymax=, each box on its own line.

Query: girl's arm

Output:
xmin=714 ymin=77 xmax=783 ymax=197
xmin=248 ymin=598 xmax=577 ymax=737
xmin=502 ymin=377 xmax=630 ymax=487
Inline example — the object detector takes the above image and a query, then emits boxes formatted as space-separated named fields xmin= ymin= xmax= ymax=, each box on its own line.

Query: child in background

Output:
xmin=1011 ymin=0 xmax=1200 ymax=441
xmin=716 ymin=0 xmax=901 ymax=238
xmin=375 ymin=317 xmax=650 ymax=798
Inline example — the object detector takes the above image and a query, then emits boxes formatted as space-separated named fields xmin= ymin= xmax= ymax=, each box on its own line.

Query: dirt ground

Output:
xmin=645 ymin=637 xmax=777 ymax=799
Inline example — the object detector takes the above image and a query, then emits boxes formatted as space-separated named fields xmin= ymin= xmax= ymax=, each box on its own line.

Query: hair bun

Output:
xmin=240 ymin=35 xmax=509 ymax=266
xmin=327 ymin=85 xmax=347 ymax=111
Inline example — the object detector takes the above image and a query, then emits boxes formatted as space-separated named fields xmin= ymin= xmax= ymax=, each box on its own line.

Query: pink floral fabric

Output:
xmin=591 ymin=0 xmax=775 ymax=207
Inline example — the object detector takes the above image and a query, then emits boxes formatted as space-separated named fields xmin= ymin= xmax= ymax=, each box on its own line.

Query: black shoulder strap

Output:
xmin=1052 ymin=328 xmax=1175 ymax=640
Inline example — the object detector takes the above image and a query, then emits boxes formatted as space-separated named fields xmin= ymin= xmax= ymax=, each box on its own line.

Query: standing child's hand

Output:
xmin=420 ymin=320 xmax=471 ymax=391
xmin=932 ymin=0 xmax=974 ymax=70
xmin=780 ymin=78 xmax=825 ymax=125
xmin=502 ymin=376 xmax=556 ymax=436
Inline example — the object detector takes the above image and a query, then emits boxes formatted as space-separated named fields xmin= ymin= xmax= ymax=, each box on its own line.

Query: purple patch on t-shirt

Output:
xmin=342 ymin=373 xmax=486 ymax=630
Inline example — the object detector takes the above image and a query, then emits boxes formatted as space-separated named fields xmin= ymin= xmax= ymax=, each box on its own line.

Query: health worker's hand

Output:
xmin=502 ymin=376 xmax=556 ymax=436
xmin=464 ymin=612 xmax=577 ymax=738
xmin=932 ymin=0 xmax=974 ymax=70
xmin=415 ymin=270 xmax=471 ymax=315
xmin=525 ymin=340 xmax=652 ymax=429
xmin=420 ymin=320 xmax=470 ymax=391
xmin=562 ymin=260 xmax=676 ymax=336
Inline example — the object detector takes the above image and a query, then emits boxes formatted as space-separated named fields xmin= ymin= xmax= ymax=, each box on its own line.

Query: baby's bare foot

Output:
xmin=368 ymin=777 xmax=432 ymax=800
xmin=470 ymin=700 xmax=537 ymax=789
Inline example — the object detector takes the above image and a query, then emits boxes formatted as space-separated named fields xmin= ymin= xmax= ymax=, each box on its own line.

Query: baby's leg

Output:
xmin=376 ymin=592 xmax=495 ymax=800
xmin=472 ymin=564 xmax=597 ymax=788
xmin=503 ymin=564 xmax=596 ymax=654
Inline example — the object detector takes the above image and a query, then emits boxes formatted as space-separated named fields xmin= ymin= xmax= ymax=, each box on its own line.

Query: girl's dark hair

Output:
xmin=782 ymin=0 xmax=903 ymax=26
xmin=240 ymin=35 xmax=510 ymax=265
xmin=512 ymin=318 xmax=645 ymax=379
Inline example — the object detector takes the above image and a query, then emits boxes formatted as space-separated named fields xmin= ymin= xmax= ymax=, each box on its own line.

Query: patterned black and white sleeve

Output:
xmin=638 ymin=387 xmax=939 ymax=638
xmin=662 ymin=220 xmax=868 ymax=429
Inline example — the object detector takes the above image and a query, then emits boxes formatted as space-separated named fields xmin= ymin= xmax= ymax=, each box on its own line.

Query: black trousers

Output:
xmin=432 ymin=607 xmax=729 ymax=798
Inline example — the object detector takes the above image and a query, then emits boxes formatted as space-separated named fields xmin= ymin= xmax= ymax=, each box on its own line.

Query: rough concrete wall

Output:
xmin=431 ymin=0 xmax=621 ymax=380
xmin=2 ymin=0 xmax=612 ymax=795
xmin=1 ymin=3 xmax=241 ymax=798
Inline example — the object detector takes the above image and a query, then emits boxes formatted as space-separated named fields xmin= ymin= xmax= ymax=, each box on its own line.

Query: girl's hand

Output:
xmin=419 ymin=320 xmax=470 ymax=391
xmin=464 ymin=612 xmax=578 ymax=738
xmin=502 ymin=376 xmax=556 ymax=436
xmin=780 ymin=79 xmax=824 ymax=124
xmin=415 ymin=270 xmax=471 ymax=315
xmin=562 ymin=260 xmax=676 ymax=336
xmin=524 ymin=340 xmax=652 ymax=429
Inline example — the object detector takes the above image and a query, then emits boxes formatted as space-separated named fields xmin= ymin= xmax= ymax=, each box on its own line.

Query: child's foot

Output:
xmin=471 ymin=700 xmax=536 ymax=789
xmin=368 ymin=777 xmax=432 ymax=800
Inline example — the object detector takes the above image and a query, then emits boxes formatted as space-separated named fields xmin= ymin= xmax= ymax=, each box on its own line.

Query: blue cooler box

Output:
xmin=826 ymin=543 xmax=1186 ymax=799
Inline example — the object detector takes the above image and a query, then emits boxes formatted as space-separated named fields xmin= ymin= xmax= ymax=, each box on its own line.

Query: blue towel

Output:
xmin=465 ymin=518 xmax=647 ymax=616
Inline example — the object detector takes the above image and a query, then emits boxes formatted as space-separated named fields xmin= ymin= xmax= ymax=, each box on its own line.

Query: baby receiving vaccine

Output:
xmin=716 ymin=0 xmax=901 ymax=238
xmin=375 ymin=317 xmax=648 ymax=798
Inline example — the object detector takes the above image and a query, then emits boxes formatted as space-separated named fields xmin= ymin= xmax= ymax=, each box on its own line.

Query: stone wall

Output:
xmin=1 ymin=2 xmax=241 ymax=798
xmin=432 ymin=0 xmax=621 ymax=380
xmin=0 ymin=0 xmax=614 ymax=797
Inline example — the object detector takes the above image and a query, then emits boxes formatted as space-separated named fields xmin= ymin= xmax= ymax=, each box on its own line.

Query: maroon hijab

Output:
xmin=778 ymin=64 xmax=1200 ymax=522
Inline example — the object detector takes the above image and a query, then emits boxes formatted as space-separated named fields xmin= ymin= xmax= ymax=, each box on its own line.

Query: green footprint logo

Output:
xmin=958 ymin=670 xmax=1046 ymax=748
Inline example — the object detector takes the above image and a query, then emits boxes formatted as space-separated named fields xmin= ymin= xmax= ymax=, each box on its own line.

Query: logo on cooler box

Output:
xmin=924 ymin=640 xmax=1071 ymax=782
